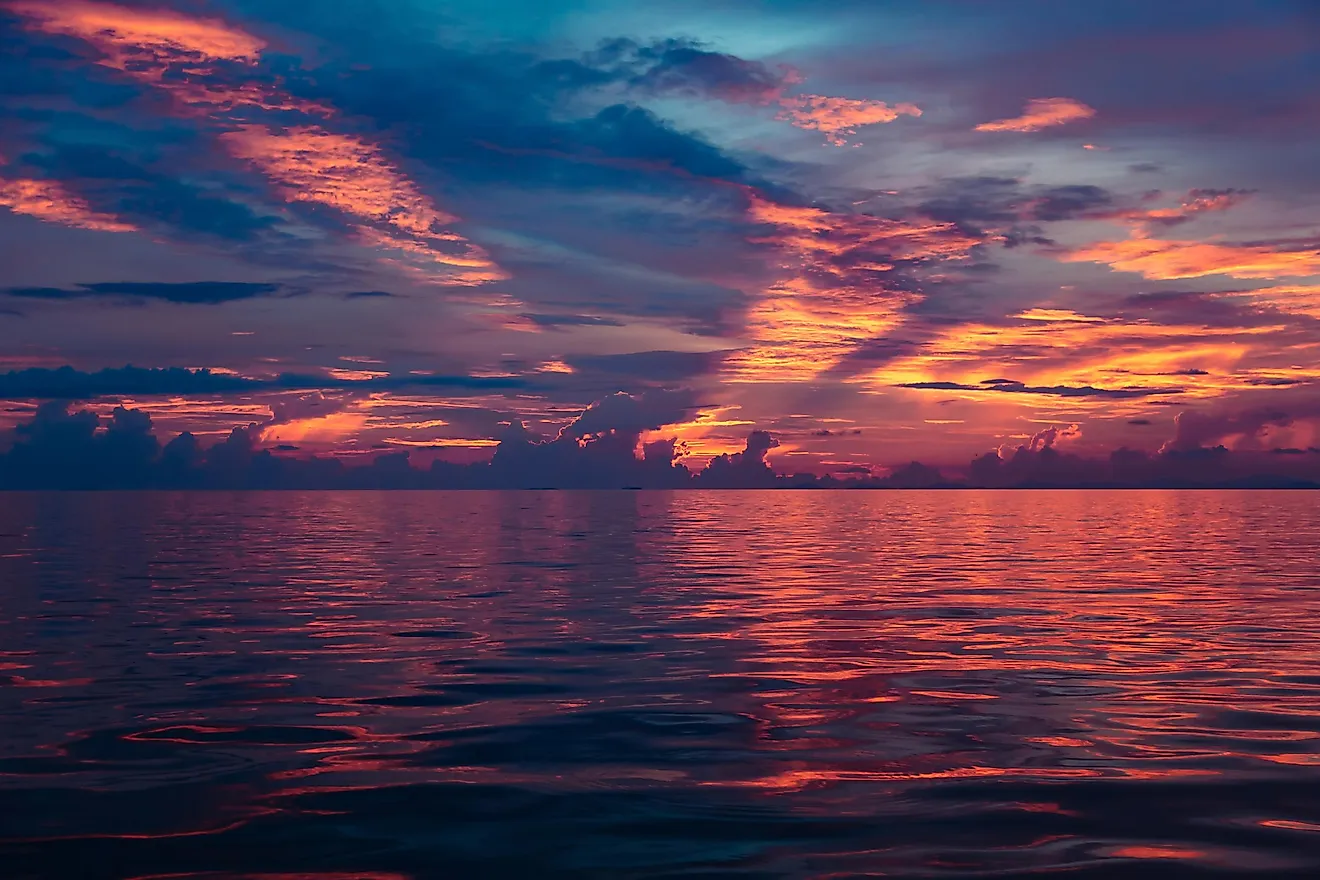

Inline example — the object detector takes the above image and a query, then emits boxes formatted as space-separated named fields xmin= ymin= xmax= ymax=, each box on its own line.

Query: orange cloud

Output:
xmin=0 ymin=175 xmax=135 ymax=232
xmin=5 ymin=0 xmax=323 ymax=116
xmin=382 ymin=438 xmax=501 ymax=448
xmin=725 ymin=193 xmax=980 ymax=381
xmin=975 ymin=97 xmax=1096 ymax=132
xmin=218 ymin=125 xmax=505 ymax=285
xmin=1237 ymin=284 xmax=1320 ymax=317
xmin=8 ymin=0 xmax=265 ymax=66
xmin=262 ymin=410 xmax=368 ymax=445
xmin=218 ymin=125 xmax=462 ymax=235
xmin=776 ymin=95 xmax=922 ymax=145
xmin=638 ymin=406 xmax=754 ymax=464
xmin=9 ymin=0 xmax=503 ymax=287
xmin=1063 ymin=235 xmax=1320 ymax=280
xmin=861 ymin=308 xmax=1282 ymax=411
xmin=1115 ymin=189 xmax=1252 ymax=233
xmin=536 ymin=360 xmax=576 ymax=374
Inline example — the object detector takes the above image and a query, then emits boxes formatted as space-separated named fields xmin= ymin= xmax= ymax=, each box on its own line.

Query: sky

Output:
xmin=2 ymin=0 xmax=1319 ymax=481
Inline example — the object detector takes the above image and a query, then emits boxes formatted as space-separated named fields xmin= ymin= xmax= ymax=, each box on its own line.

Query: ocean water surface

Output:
xmin=2 ymin=490 xmax=1320 ymax=878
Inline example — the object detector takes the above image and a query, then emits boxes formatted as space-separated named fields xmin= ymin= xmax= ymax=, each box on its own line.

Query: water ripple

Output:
xmin=2 ymin=490 xmax=1319 ymax=877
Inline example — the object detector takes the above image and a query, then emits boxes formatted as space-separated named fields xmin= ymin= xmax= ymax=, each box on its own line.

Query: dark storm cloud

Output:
xmin=4 ymin=282 xmax=284 ymax=303
xmin=898 ymin=380 xmax=1183 ymax=399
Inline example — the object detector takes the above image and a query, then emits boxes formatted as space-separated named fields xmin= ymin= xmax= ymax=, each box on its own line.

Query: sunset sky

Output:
xmin=2 ymin=0 xmax=1319 ymax=476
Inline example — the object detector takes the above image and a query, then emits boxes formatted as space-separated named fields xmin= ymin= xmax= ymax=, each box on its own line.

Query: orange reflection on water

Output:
xmin=3 ymin=490 xmax=1320 ymax=875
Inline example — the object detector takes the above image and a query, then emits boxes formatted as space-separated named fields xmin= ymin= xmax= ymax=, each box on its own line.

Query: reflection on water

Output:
xmin=2 ymin=490 xmax=1320 ymax=878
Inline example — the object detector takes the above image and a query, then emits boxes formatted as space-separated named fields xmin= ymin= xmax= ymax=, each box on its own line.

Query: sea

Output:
xmin=2 ymin=490 xmax=1320 ymax=878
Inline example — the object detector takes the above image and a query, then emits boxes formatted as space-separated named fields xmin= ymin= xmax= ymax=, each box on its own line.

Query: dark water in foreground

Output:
xmin=3 ymin=491 xmax=1320 ymax=879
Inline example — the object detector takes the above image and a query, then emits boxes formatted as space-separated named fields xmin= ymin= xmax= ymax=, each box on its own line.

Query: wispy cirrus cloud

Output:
xmin=1238 ymin=285 xmax=1320 ymax=318
xmin=218 ymin=125 xmax=505 ymax=285
xmin=5 ymin=0 xmax=503 ymax=286
xmin=7 ymin=0 xmax=265 ymax=65
xmin=1120 ymin=188 xmax=1254 ymax=232
xmin=862 ymin=308 xmax=1290 ymax=409
xmin=1063 ymin=235 xmax=1320 ymax=280
xmin=975 ymin=97 xmax=1095 ymax=132
xmin=0 ymin=173 xmax=135 ymax=232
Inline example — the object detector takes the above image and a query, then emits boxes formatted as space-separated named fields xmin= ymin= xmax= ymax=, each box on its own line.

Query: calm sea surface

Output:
xmin=3 ymin=491 xmax=1320 ymax=878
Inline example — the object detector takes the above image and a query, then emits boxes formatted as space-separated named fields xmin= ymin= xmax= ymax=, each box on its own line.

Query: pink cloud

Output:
xmin=975 ymin=97 xmax=1095 ymax=132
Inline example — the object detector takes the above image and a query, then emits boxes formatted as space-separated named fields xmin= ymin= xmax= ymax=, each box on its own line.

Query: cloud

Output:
xmin=974 ymin=97 xmax=1096 ymax=132
xmin=7 ymin=0 xmax=265 ymax=66
xmin=4 ymin=399 xmax=1320 ymax=490
xmin=0 ymin=400 xmax=159 ymax=488
xmin=1027 ymin=423 xmax=1082 ymax=451
xmin=695 ymin=430 xmax=780 ymax=487
xmin=523 ymin=313 xmax=625 ymax=328
xmin=725 ymin=191 xmax=982 ymax=381
xmin=4 ymin=281 xmax=284 ymax=303
xmin=898 ymin=380 xmax=1183 ymax=399
xmin=219 ymin=124 xmax=505 ymax=286
xmin=1233 ymin=285 xmax=1320 ymax=318
xmin=4 ymin=0 xmax=1319 ymax=472
xmin=480 ymin=389 xmax=700 ymax=488
xmin=559 ymin=388 xmax=697 ymax=440
xmin=1121 ymin=188 xmax=1254 ymax=231
xmin=564 ymin=350 xmax=727 ymax=382
xmin=5 ymin=139 xmax=278 ymax=242
xmin=595 ymin=37 xmax=794 ymax=104
xmin=1063 ymin=234 xmax=1320 ymax=280
xmin=0 ymin=365 xmax=526 ymax=399
xmin=775 ymin=95 xmax=922 ymax=146
xmin=913 ymin=177 xmax=1115 ymax=244
xmin=6 ymin=0 xmax=323 ymax=115
xmin=0 ymin=172 xmax=135 ymax=232
xmin=1161 ymin=405 xmax=1296 ymax=453
xmin=580 ymin=37 xmax=920 ymax=146
xmin=7 ymin=0 xmax=505 ymax=287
